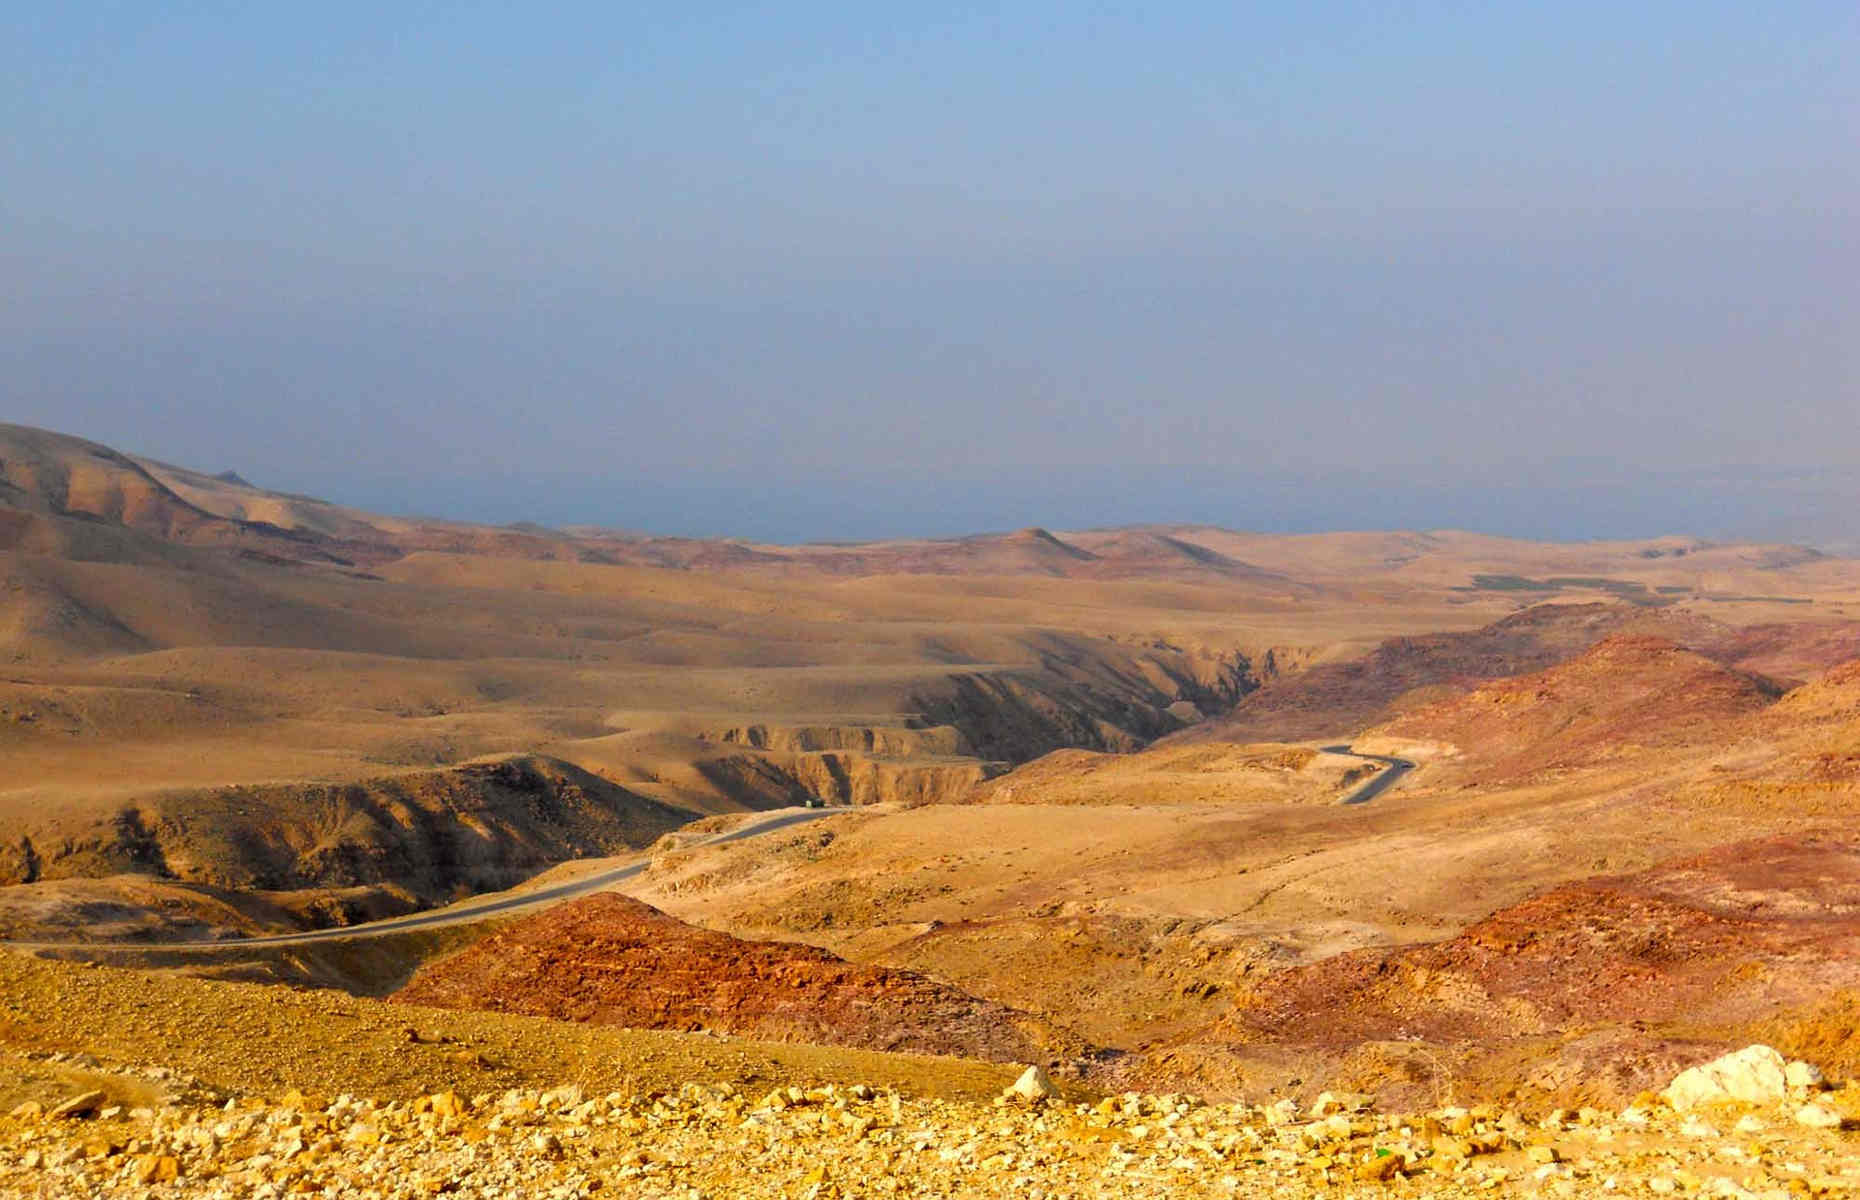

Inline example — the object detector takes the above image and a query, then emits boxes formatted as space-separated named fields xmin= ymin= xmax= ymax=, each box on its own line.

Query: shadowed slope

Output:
xmin=1373 ymin=634 xmax=1780 ymax=782
xmin=0 ymin=756 xmax=694 ymax=923
xmin=1176 ymin=604 xmax=1721 ymax=743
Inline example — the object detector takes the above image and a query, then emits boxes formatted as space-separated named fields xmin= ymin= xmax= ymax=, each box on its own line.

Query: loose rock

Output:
xmin=48 ymin=1091 xmax=105 ymax=1120
xmin=1005 ymin=1064 xmax=1059 ymax=1102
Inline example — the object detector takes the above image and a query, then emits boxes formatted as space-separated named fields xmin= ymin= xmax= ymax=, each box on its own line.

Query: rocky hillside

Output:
xmin=1176 ymin=603 xmax=1860 ymax=745
xmin=1370 ymin=635 xmax=1780 ymax=782
xmin=11 ymin=1062 xmax=1860 ymax=1199
xmin=966 ymin=742 xmax=1368 ymax=806
xmin=1176 ymin=603 xmax=1698 ymax=742
xmin=392 ymin=893 xmax=1087 ymax=1064
xmin=0 ymin=757 xmax=692 ymax=921
xmin=1151 ymin=834 xmax=1860 ymax=1109
xmin=4 ymin=948 xmax=1860 ymax=1200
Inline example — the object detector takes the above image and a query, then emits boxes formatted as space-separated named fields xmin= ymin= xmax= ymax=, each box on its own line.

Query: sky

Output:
xmin=3 ymin=3 xmax=1856 ymax=544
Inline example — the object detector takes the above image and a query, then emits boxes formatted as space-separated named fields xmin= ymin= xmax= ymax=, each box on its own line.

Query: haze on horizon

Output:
xmin=4 ymin=4 xmax=1855 ymax=546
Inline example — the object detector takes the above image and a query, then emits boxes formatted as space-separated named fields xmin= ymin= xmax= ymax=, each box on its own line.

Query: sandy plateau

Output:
xmin=7 ymin=422 xmax=1860 ymax=1194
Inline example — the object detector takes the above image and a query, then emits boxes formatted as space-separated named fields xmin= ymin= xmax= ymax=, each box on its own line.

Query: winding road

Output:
xmin=12 ymin=807 xmax=837 ymax=954
xmin=1323 ymin=745 xmax=1417 ymax=805
xmin=14 ymin=744 xmax=1414 ymax=955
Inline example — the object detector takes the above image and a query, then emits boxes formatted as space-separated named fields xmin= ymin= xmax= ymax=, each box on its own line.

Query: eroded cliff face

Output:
xmin=693 ymin=751 xmax=992 ymax=810
xmin=691 ymin=723 xmax=993 ymax=808
xmin=0 ymin=756 xmax=692 ymax=911
xmin=659 ymin=639 xmax=1277 ymax=811
xmin=710 ymin=723 xmax=969 ymax=757
xmin=909 ymin=640 xmax=1267 ymax=764
xmin=0 ymin=632 xmax=1284 ymax=936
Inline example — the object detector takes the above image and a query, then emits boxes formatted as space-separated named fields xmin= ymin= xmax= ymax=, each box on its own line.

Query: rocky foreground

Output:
xmin=5 ymin=1048 xmax=1860 ymax=1198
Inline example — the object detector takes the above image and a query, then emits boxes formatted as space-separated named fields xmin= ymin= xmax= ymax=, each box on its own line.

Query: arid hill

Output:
xmin=1761 ymin=657 xmax=1860 ymax=726
xmin=0 ymin=756 xmax=691 ymax=933
xmin=15 ymin=419 xmax=1860 ymax=1159
xmin=392 ymin=892 xmax=1086 ymax=1064
xmin=625 ymin=636 xmax=1860 ymax=1083
xmin=1369 ymin=634 xmax=1782 ymax=782
xmin=1180 ymin=604 xmax=1755 ymax=743
xmin=1695 ymin=621 xmax=1860 ymax=686
xmin=1153 ymin=832 xmax=1860 ymax=1109
xmin=7 ymin=417 xmax=1860 ymax=974
xmin=0 ymin=423 xmax=367 ymax=567
xmin=965 ymin=741 xmax=1373 ymax=806
xmin=11 ymin=423 xmax=1851 ymax=591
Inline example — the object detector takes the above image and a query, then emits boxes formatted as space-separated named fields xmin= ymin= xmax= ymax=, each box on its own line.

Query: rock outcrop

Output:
xmin=0 ymin=757 xmax=692 ymax=914
xmin=1663 ymin=1045 xmax=1789 ymax=1111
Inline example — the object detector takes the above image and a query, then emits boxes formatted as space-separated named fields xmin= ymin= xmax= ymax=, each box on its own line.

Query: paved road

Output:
xmin=15 ymin=747 xmax=1411 ymax=955
xmin=1321 ymin=745 xmax=1417 ymax=805
xmin=12 ymin=807 xmax=837 ymax=954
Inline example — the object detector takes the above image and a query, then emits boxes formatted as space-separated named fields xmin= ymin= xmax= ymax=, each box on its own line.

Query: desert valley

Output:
xmin=3 ymin=421 xmax=1860 ymax=1195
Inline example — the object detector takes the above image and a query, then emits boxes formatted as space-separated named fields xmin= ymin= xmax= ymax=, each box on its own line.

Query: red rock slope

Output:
xmin=1154 ymin=834 xmax=1860 ymax=1106
xmin=1375 ymin=634 xmax=1780 ymax=781
xmin=392 ymin=893 xmax=1085 ymax=1065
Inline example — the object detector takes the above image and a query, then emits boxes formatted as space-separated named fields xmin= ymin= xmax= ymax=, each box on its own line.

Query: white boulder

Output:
xmin=1006 ymin=1065 xmax=1060 ymax=1102
xmin=1795 ymin=1102 xmax=1844 ymax=1129
xmin=1662 ymin=1045 xmax=1788 ymax=1112
xmin=1785 ymin=1060 xmax=1826 ymax=1091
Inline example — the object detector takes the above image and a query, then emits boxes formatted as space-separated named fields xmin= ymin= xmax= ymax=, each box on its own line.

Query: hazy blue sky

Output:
xmin=4 ymin=3 xmax=1856 ymax=542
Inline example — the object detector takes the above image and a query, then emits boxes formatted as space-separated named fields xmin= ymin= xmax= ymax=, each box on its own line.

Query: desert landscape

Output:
xmin=9 ymin=0 xmax=1855 ymax=1190
xmin=6 ymin=421 xmax=1860 ymax=1194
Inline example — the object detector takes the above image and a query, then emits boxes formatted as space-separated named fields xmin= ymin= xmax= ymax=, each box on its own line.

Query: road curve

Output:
xmin=15 ymin=752 xmax=1410 ymax=954
xmin=11 ymin=807 xmax=838 ymax=954
xmin=1320 ymin=745 xmax=1417 ymax=805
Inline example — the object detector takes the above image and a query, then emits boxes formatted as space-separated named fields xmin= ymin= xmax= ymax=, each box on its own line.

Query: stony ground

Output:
xmin=6 ymin=954 xmax=1860 ymax=1195
xmin=0 ymin=953 xmax=1020 ymax=1106
xmin=7 ymin=1051 xmax=1860 ymax=1198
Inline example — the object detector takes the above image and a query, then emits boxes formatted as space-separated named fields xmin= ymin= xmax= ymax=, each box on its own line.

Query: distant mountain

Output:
xmin=0 ymin=422 xmax=1843 ymax=591
xmin=0 ymin=423 xmax=357 ymax=566
xmin=0 ymin=425 xmax=1310 ymax=583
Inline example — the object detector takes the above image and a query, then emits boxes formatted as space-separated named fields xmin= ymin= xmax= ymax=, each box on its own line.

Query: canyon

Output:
xmin=6 ymin=421 xmax=1860 ymax=1196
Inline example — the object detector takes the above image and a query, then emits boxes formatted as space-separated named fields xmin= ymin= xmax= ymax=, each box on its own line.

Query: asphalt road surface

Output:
xmin=11 ymin=807 xmax=837 ymax=953
xmin=1321 ymin=745 xmax=1417 ymax=805
xmin=15 ymin=747 xmax=1412 ymax=954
